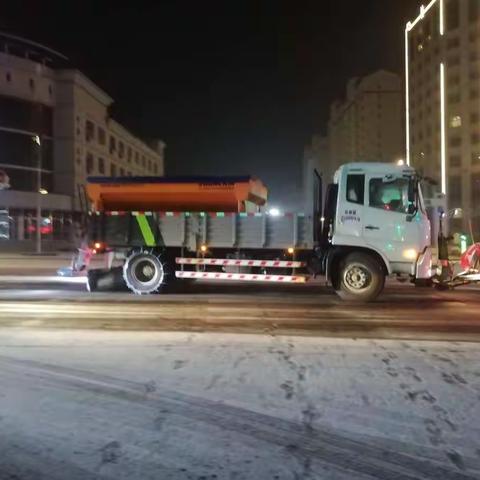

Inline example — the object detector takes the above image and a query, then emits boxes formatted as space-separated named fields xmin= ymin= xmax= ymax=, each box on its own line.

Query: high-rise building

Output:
xmin=405 ymin=0 xmax=480 ymax=234
xmin=301 ymin=70 xmax=404 ymax=212
xmin=328 ymin=70 xmax=404 ymax=175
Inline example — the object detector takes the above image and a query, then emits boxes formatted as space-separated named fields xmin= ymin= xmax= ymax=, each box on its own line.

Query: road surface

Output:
xmin=0 ymin=279 xmax=479 ymax=479
xmin=0 ymin=279 xmax=479 ymax=341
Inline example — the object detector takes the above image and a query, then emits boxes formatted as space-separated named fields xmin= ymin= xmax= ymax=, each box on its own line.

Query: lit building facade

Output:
xmin=302 ymin=70 xmax=403 ymax=211
xmin=0 ymin=32 xmax=165 ymax=248
xmin=328 ymin=70 xmax=404 ymax=178
xmin=406 ymin=0 xmax=480 ymax=233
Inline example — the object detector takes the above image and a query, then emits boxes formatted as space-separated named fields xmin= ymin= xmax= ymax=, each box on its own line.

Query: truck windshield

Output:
xmin=369 ymin=177 xmax=417 ymax=214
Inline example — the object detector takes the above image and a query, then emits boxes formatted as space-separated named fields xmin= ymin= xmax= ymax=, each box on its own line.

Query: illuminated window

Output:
xmin=450 ymin=116 xmax=462 ymax=128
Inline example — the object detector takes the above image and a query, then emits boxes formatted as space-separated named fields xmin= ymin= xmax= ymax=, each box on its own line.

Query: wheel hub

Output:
xmin=344 ymin=265 xmax=369 ymax=290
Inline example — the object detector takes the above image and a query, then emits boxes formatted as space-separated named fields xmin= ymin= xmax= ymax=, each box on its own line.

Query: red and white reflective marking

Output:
xmin=175 ymin=257 xmax=305 ymax=268
xmin=175 ymin=271 xmax=307 ymax=283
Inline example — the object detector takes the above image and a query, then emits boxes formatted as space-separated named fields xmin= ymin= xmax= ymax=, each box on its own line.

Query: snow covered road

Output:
xmin=1 ymin=330 xmax=479 ymax=479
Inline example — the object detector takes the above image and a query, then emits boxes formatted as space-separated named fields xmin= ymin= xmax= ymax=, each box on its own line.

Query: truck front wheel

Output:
xmin=123 ymin=250 xmax=165 ymax=295
xmin=335 ymin=252 xmax=385 ymax=302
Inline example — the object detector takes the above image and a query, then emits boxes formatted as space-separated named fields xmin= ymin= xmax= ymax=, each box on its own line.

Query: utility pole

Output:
xmin=34 ymin=134 xmax=43 ymax=254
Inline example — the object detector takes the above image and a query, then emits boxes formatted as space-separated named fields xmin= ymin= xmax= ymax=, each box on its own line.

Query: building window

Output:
xmin=447 ymin=55 xmax=460 ymax=67
xmin=97 ymin=127 xmax=106 ymax=145
xmin=147 ymin=159 xmax=152 ymax=172
xmin=153 ymin=163 xmax=158 ymax=174
xmin=471 ymin=112 xmax=480 ymax=124
xmin=346 ymin=174 xmax=365 ymax=205
xmin=85 ymin=120 xmax=95 ymax=142
xmin=450 ymin=155 xmax=461 ymax=167
xmin=470 ymin=89 xmax=480 ymax=100
xmin=472 ymin=174 xmax=480 ymax=207
xmin=135 ymin=152 xmax=139 ymax=164
xmin=120 ymin=168 xmax=125 ymax=176
xmin=109 ymin=136 xmax=116 ymax=154
xmin=86 ymin=153 xmax=94 ymax=175
xmin=450 ymin=115 xmax=462 ymax=128
xmin=127 ymin=146 xmax=132 ymax=163
xmin=470 ymin=0 xmax=480 ymax=22
xmin=448 ymin=92 xmax=461 ymax=104
xmin=447 ymin=37 xmax=460 ymax=49
xmin=141 ymin=155 xmax=146 ymax=167
xmin=29 ymin=78 xmax=35 ymax=91
xmin=118 ymin=141 xmax=125 ymax=158
xmin=449 ymin=175 xmax=462 ymax=207
xmin=472 ymin=133 xmax=480 ymax=144
xmin=98 ymin=157 xmax=105 ymax=174
xmin=472 ymin=152 xmax=480 ymax=164
xmin=110 ymin=164 xmax=117 ymax=177
xmin=450 ymin=136 xmax=462 ymax=147
xmin=48 ymin=84 xmax=53 ymax=96
xmin=6 ymin=72 xmax=11 ymax=83
xmin=446 ymin=0 xmax=460 ymax=31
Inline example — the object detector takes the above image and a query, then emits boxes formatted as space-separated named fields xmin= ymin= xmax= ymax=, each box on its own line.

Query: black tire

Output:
xmin=123 ymin=250 xmax=165 ymax=295
xmin=335 ymin=252 xmax=385 ymax=302
xmin=86 ymin=269 xmax=100 ymax=292
xmin=87 ymin=267 xmax=126 ymax=292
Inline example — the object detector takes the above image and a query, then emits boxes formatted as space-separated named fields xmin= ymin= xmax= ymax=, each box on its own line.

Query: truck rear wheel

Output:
xmin=335 ymin=252 xmax=385 ymax=302
xmin=123 ymin=250 xmax=165 ymax=295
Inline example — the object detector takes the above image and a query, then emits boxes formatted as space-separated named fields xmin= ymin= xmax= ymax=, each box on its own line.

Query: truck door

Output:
xmin=362 ymin=174 xmax=420 ymax=264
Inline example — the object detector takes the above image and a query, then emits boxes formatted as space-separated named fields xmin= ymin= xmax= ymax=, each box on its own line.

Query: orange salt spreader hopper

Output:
xmin=86 ymin=175 xmax=268 ymax=213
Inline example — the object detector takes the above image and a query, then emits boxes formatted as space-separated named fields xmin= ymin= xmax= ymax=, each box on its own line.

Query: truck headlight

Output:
xmin=402 ymin=249 xmax=418 ymax=260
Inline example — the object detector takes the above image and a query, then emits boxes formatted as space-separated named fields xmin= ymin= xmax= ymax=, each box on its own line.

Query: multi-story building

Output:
xmin=406 ymin=0 xmax=480 ymax=234
xmin=327 ymin=70 xmax=404 ymax=178
xmin=0 ymin=32 xmax=165 ymax=248
xmin=301 ymin=70 xmax=403 ymax=213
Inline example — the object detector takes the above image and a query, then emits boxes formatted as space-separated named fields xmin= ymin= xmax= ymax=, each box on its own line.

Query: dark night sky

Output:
xmin=2 ymin=0 xmax=421 ymax=202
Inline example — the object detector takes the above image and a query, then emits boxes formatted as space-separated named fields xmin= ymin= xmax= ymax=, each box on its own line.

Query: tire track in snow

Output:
xmin=0 ymin=355 xmax=478 ymax=480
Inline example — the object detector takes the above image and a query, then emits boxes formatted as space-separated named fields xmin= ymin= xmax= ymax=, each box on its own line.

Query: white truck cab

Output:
xmin=320 ymin=163 xmax=432 ymax=301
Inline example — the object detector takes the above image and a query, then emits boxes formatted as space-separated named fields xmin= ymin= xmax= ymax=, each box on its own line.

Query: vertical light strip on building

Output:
xmin=439 ymin=0 xmax=445 ymax=35
xmin=405 ymin=26 xmax=410 ymax=165
xmin=440 ymin=62 xmax=447 ymax=195
xmin=404 ymin=0 xmax=439 ymax=166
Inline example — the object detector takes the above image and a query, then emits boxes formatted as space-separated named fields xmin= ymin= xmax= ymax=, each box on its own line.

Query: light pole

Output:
xmin=0 ymin=126 xmax=50 ymax=253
